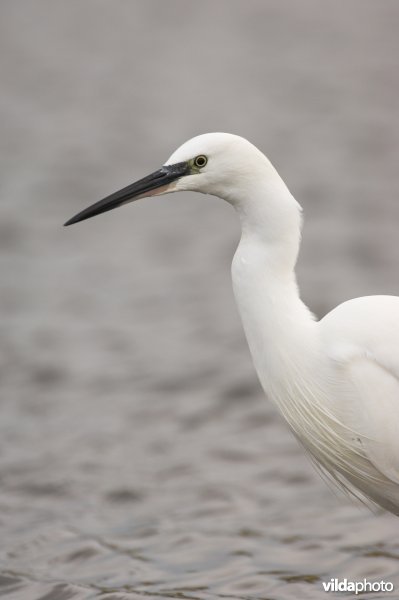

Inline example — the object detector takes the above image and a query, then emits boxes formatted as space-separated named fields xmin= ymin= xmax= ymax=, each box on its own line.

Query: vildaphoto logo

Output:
xmin=322 ymin=578 xmax=394 ymax=594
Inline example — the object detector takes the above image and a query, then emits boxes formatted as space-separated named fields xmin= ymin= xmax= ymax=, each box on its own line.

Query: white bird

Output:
xmin=65 ymin=133 xmax=399 ymax=515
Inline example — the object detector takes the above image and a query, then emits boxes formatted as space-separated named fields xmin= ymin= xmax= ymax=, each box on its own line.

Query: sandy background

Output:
xmin=1 ymin=1 xmax=399 ymax=598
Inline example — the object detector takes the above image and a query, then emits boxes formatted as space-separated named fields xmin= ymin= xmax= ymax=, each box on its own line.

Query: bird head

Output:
xmin=64 ymin=133 xmax=271 ymax=226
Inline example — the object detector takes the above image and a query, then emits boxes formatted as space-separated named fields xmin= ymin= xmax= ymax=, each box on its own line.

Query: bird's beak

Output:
xmin=64 ymin=161 xmax=190 ymax=226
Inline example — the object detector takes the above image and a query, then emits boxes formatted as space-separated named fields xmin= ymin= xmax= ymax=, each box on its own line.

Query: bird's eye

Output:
xmin=194 ymin=155 xmax=208 ymax=168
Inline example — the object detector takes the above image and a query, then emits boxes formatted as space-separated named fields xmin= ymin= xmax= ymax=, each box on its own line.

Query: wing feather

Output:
xmin=321 ymin=295 xmax=399 ymax=485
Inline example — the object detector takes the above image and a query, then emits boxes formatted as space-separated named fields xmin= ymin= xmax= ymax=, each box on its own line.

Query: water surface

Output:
xmin=1 ymin=2 xmax=399 ymax=598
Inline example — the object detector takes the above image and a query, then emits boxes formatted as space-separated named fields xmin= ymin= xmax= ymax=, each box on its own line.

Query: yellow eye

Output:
xmin=194 ymin=155 xmax=208 ymax=168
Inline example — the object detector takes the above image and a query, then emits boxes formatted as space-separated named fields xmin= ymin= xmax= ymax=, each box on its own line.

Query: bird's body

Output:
xmin=66 ymin=132 xmax=399 ymax=515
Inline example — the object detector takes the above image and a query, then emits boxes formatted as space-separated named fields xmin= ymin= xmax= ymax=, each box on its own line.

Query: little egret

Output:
xmin=65 ymin=133 xmax=399 ymax=515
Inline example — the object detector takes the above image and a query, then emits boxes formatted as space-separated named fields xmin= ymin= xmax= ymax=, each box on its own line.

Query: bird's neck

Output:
xmin=230 ymin=181 xmax=322 ymax=406
xmin=231 ymin=166 xmax=303 ymax=275
xmin=230 ymin=176 xmax=372 ymax=488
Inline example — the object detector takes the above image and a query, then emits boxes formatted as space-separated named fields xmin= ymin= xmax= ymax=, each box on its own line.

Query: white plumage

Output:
xmin=66 ymin=132 xmax=399 ymax=515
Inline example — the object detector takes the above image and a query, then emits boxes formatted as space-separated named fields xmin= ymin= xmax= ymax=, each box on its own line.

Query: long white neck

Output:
xmin=230 ymin=172 xmax=355 ymax=476
xmin=230 ymin=169 xmax=321 ymax=407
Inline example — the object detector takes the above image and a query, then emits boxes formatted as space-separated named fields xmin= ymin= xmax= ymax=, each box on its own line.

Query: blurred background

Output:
xmin=1 ymin=1 xmax=399 ymax=599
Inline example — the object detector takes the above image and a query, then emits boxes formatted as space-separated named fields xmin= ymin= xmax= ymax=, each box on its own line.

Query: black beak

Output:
xmin=64 ymin=161 xmax=190 ymax=226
